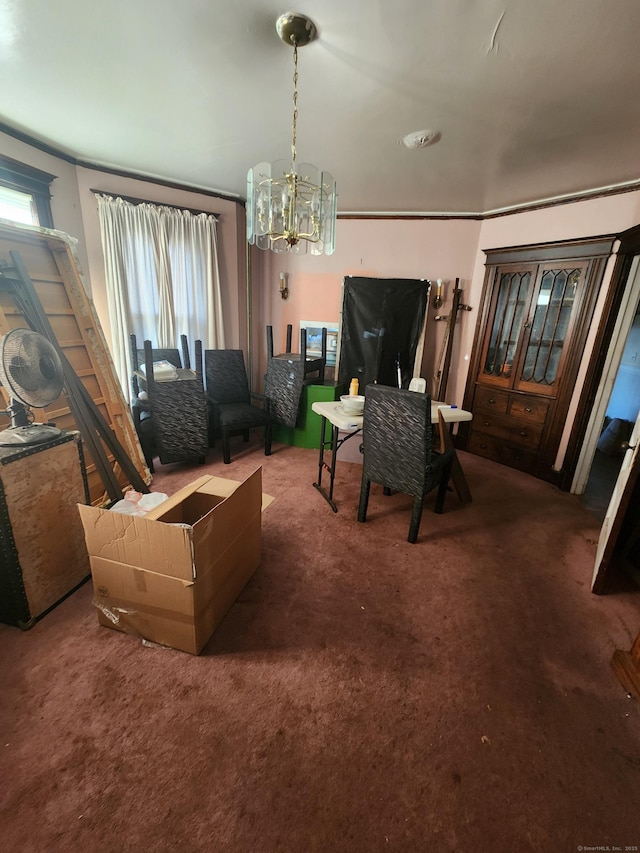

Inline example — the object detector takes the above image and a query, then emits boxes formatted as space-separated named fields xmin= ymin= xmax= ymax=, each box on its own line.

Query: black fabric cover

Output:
xmin=205 ymin=350 xmax=252 ymax=407
xmin=143 ymin=339 xmax=208 ymax=465
xmin=360 ymin=386 xmax=448 ymax=494
xmin=337 ymin=277 xmax=428 ymax=392
xmin=148 ymin=373 xmax=208 ymax=464
xmin=357 ymin=384 xmax=454 ymax=543
xmin=129 ymin=332 xmax=183 ymax=398
xmin=264 ymin=356 xmax=305 ymax=428
xmin=136 ymin=348 xmax=182 ymax=369
xmin=217 ymin=402 xmax=270 ymax=430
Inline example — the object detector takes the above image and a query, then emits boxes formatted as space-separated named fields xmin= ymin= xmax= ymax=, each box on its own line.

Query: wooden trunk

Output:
xmin=0 ymin=432 xmax=90 ymax=628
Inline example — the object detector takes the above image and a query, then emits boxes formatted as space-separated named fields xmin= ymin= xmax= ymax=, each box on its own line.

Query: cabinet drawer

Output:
xmin=472 ymin=412 xmax=543 ymax=449
xmin=509 ymin=395 xmax=550 ymax=425
xmin=474 ymin=385 xmax=509 ymax=414
xmin=467 ymin=430 xmax=538 ymax=474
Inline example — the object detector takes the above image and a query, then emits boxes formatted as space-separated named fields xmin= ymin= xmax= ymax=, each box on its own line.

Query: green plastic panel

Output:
xmin=272 ymin=383 xmax=343 ymax=449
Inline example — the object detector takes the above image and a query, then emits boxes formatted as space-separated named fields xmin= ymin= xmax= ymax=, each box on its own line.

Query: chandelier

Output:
xmin=247 ymin=13 xmax=337 ymax=255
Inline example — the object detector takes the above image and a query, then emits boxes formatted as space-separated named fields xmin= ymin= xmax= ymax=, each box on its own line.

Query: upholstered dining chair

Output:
xmin=266 ymin=324 xmax=327 ymax=383
xmin=357 ymin=384 xmax=454 ymax=543
xmin=129 ymin=333 xmax=186 ymax=472
xmin=204 ymin=349 xmax=272 ymax=464
xmin=263 ymin=355 xmax=306 ymax=428
xmin=140 ymin=338 xmax=208 ymax=468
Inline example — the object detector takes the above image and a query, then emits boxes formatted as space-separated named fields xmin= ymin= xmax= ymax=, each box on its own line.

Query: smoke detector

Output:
xmin=401 ymin=129 xmax=441 ymax=149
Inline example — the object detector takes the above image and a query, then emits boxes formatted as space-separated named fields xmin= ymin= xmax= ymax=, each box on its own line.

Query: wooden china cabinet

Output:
xmin=459 ymin=237 xmax=614 ymax=485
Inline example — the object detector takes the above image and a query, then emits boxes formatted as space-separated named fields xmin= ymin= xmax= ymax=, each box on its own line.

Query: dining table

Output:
xmin=311 ymin=398 xmax=473 ymax=512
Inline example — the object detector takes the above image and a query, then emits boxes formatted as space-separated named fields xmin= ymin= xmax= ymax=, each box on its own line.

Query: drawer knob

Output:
xmin=484 ymin=420 xmax=491 ymax=426
xmin=488 ymin=398 xmax=495 ymax=404
xmin=525 ymin=406 xmax=533 ymax=413
xmin=480 ymin=443 xmax=487 ymax=449
xmin=519 ymin=430 xmax=527 ymax=436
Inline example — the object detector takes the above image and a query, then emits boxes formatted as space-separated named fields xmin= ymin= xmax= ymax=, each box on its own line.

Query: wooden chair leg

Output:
xmin=129 ymin=333 xmax=140 ymax=398
xmin=358 ymin=476 xmax=371 ymax=522
xmin=264 ymin=424 xmax=272 ymax=456
xmin=408 ymin=496 xmax=423 ymax=543
xmin=180 ymin=333 xmax=191 ymax=369
xmin=438 ymin=410 xmax=472 ymax=504
xmin=223 ymin=430 xmax=231 ymax=464
xmin=207 ymin=411 xmax=216 ymax=447
xmin=434 ymin=458 xmax=453 ymax=514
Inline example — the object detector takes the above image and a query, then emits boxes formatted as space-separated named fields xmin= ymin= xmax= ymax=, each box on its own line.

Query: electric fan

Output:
xmin=0 ymin=328 xmax=65 ymax=446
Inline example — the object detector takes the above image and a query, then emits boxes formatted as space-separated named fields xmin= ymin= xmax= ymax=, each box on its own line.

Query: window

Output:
xmin=0 ymin=185 xmax=38 ymax=224
xmin=0 ymin=156 xmax=55 ymax=227
xmin=95 ymin=193 xmax=226 ymax=397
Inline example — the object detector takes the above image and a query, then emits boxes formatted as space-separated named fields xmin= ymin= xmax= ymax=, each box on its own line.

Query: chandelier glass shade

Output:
xmin=247 ymin=13 xmax=337 ymax=255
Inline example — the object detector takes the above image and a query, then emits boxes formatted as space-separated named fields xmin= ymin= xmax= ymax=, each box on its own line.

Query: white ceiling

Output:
xmin=2 ymin=0 xmax=640 ymax=215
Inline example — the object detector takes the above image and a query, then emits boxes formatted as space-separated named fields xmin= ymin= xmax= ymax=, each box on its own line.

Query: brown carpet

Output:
xmin=2 ymin=439 xmax=640 ymax=853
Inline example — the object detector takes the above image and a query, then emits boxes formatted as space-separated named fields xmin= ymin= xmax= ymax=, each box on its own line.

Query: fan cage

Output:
xmin=0 ymin=329 xmax=64 ymax=409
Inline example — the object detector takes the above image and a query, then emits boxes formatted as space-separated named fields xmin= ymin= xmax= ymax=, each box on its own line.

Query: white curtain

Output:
xmin=96 ymin=194 xmax=225 ymax=396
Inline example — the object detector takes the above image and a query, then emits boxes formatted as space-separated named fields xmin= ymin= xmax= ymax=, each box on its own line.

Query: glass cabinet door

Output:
xmin=515 ymin=262 xmax=587 ymax=394
xmin=482 ymin=268 xmax=532 ymax=381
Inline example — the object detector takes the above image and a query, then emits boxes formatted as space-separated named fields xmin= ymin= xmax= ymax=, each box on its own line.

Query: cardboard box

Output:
xmin=78 ymin=468 xmax=269 ymax=654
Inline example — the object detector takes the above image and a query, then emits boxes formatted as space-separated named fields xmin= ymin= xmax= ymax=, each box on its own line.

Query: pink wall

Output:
xmin=251 ymin=218 xmax=482 ymax=395
xmin=253 ymin=194 xmax=640 ymax=404
xmin=0 ymin=132 xmax=249 ymax=377
xmin=253 ymin=194 xmax=640 ymax=401
xmin=252 ymin=192 xmax=640 ymax=470
xmin=5 ymin=126 xmax=640 ymax=468
xmin=0 ymin=130 xmax=89 ymax=276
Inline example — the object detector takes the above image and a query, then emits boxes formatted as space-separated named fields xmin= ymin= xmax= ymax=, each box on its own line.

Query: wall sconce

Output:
xmin=279 ymin=272 xmax=289 ymax=300
xmin=433 ymin=278 xmax=444 ymax=309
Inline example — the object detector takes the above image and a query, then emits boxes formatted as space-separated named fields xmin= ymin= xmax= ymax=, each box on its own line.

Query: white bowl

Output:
xmin=340 ymin=394 xmax=365 ymax=415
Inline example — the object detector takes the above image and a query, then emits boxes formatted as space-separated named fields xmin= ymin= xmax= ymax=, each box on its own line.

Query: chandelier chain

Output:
xmin=291 ymin=40 xmax=298 ymax=173
xmin=246 ymin=13 xmax=336 ymax=255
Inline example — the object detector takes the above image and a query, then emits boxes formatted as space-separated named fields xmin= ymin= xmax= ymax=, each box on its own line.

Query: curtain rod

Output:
xmin=90 ymin=189 xmax=219 ymax=220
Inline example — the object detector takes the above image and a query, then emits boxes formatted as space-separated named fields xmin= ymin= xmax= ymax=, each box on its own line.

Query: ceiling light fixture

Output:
xmin=247 ymin=12 xmax=337 ymax=255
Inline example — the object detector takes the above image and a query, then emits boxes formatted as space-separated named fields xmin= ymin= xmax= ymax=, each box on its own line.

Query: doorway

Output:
xmin=580 ymin=446 xmax=626 ymax=523
xmin=574 ymin=255 xmax=640 ymax=522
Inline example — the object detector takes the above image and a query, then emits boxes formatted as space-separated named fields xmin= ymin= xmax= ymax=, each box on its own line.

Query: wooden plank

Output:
xmin=611 ymin=648 xmax=640 ymax=701
xmin=0 ymin=221 xmax=149 ymax=503
xmin=0 ymin=234 xmax=61 ymax=278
